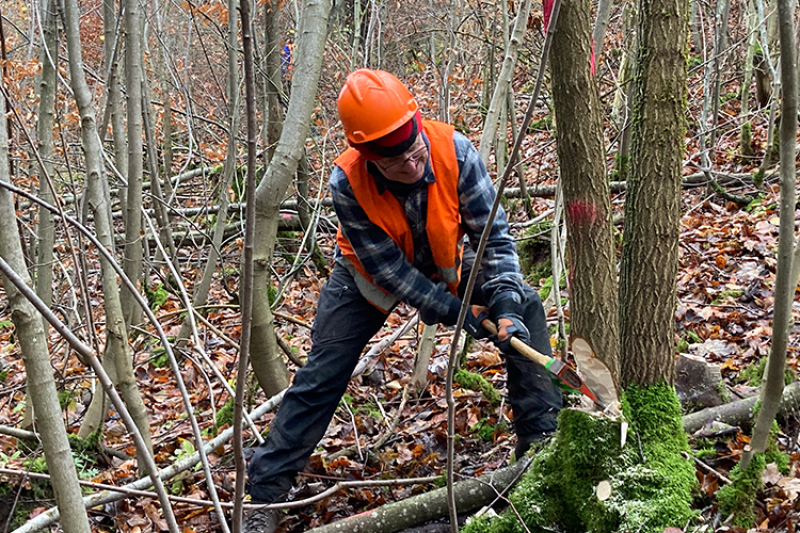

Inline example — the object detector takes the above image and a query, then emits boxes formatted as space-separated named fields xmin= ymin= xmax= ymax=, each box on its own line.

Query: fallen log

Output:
xmin=305 ymin=384 xmax=800 ymax=533
xmin=683 ymin=381 xmax=800 ymax=434
xmin=304 ymin=457 xmax=531 ymax=533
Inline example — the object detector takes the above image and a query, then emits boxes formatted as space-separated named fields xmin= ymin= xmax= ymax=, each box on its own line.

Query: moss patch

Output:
xmin=455 ymin=369 xmax=501 ymax=406
xmin=517 ymin=223 xmax=552 ymax=285
xmin=736 ymin=357 xmax=795 ymax=387
xmin=716 ymin=453 xmax=765 ymax=527
xmin=463 ymin=383 xmax=696 ymax=533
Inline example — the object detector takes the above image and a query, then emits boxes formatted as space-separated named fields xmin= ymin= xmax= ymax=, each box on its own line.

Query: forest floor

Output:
xmin=2 ymin=166 xmax=797 ymax=533
xmin=0 ymin=48 xmax=797 ymax=531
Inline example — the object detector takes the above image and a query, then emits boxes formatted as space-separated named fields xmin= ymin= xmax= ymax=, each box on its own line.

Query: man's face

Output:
xmin=374 ymin=134 xmax=429 ymax=184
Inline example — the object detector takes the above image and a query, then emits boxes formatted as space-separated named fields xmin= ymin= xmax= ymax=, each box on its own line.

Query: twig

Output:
xmin=341 ymin=397 xmax=364 ymax=462
xmin=273 ymin=310 xmax=313 ymax=329
xmin=471 ymin=455 xmax=533 ymax=520
xmin=250 ymin=476 xmax=442 ymax=510
xmin=682 ymin=452 xmax=731 ymax=484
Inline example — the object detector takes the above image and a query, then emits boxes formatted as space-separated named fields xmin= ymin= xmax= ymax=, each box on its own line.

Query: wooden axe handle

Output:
xmin=480 ymin=319 xmax=551 ymax=367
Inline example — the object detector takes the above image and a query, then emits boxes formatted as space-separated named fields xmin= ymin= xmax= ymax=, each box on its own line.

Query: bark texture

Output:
xmin=550 ymin=0 xmax=620 ymax=378
xmin=619 ymin=0 xmax=689 ymax=387
xmin=34 ymin=0 xmax=56 ymax=313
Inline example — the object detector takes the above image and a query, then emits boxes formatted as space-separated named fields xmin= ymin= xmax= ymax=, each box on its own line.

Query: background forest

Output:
xmin=0 ymin=0 xmax=796 ymax=531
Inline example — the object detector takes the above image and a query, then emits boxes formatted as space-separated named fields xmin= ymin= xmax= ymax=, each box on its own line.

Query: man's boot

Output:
xmin=242 ymin=507 xmax=280 ymax=533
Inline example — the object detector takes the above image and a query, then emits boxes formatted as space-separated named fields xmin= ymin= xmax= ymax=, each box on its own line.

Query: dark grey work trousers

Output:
xmin=246 ymin=256 xmax=562 ymax=503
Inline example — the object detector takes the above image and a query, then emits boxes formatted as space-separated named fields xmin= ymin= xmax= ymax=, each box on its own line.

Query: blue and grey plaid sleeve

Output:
xmin=331 ymin=168 xmax=461 ymax=323
xmin=453 ymin=133 xmax=526 ymax=308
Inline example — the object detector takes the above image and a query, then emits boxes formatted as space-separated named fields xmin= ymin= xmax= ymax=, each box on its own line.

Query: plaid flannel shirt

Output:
xmin=331 ymin=130 xmax=525 ymax=320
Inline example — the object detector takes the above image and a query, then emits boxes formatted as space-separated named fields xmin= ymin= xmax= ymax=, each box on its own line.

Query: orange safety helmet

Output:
xmin=337 ymin=69 xmax=419 ymax=145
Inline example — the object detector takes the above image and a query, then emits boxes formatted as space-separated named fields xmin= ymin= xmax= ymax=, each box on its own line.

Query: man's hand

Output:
xmin=494 ymin=316 xmax=530 ymax=354
xmin=463 ymin=305 xmax=491 ymax=339
xmin=489 ymin=293 xmax=530 ymax=354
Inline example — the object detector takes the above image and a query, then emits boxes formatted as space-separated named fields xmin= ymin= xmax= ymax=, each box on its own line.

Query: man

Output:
xmin=243 ymin=69 xmax=562 ymax=532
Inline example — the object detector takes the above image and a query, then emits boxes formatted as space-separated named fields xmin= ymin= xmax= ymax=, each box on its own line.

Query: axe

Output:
xmin=480 ymin=318 xmax=606 ymax=409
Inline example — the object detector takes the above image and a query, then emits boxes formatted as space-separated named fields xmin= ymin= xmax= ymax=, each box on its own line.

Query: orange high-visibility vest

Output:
xmin=335 ymin=120 xmax=465 ymax=312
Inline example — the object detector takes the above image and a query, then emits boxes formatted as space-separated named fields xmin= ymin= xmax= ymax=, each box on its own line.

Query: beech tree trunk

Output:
xmin=63 ymin=0 xmax=153 ymax=457
xmin=477 ymin=0 xmax=532 ymax=166
xmin=264 ymin=0 xmax=283 ymax=151
xmin=121 ymin=0 xmax=145 ymax=327
xmin=250 ymin=0 xmax=332 ymax=396
xmin=0 ymin=62 xmax=92 ymax=533
xmin=550 ymin=0 xmax=620 ymax=378
xmin=106 ymin=0 xmax=128 ymax=227
xmin=619 ymin=0 xmax=689 ymax=386
xmin=34 ymin=0 xmax=56 ymax=314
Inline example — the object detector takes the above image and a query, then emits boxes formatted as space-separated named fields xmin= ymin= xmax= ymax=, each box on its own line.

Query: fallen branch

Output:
xmin=682 ymin=381 xmax=800 ymax=433
xmin=304 ymin=457 xmax=532 ymax=533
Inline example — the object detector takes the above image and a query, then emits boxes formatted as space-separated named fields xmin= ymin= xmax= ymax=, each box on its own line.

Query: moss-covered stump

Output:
xmin=463 ymin=383 xmax=696 ymax=533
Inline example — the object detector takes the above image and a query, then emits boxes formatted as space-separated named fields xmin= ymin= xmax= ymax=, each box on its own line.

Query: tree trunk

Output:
xmin=63 ymin=0 xmax=153 ymax=458
xmin=0 ymin=62 xmax=92 ymax=533
xmin=741 ymin=0 xmax=796 ymax=470
xmin=250 ymin=0 xmax=332 ymax=396
xmin=477 ymin=0 xmax=532 ymax=166
xmin=740 ymin=0 xmax=756 ymax=157
xmin=154 ymin=2 xmax=175 ymax=190
xmin=105 ymin=0 xmax=128 ymax=227
xmin=34 ymin=0 xmax=56 ymax=315
xmin=592 ymin=0 xmax=612 ymax=64
xmin=550 ymin=0 xmax=620 ymax=378
xmin=121 ymin=0 xmax=145 ymax=327
xmin=619 ymin=0 xmax=689 ymax=387
xmin=142 ymin=80 xmax=177 ymax=266
xmin=264 ymin=0 xmax=283 ymax=151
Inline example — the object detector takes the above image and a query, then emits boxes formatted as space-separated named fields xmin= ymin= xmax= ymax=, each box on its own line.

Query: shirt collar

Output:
xmin=367 ymin=133 xmax=436 ymax=194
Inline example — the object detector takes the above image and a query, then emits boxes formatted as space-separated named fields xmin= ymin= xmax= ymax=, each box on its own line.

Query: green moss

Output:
xmin=695 ymin=448 xmax=717 ymax=461
xmin=517 ymin=223 xmax=552 ymax=285
xmin=528 ymin=115 xmax=552 ymax=132
xmin=151 ymin=348 xmax=169 ymax=368
xmin=610 ymin=153 xmax=630 ymax=182
xmin=463 ymin=383 xmax=696 ymax=533
xmin=736 ymin=358 xmax=795 ymax=387
xmin=145 ymin=283 xmax=169 ymax=311
xmin=711 ymin=289 xmax=743 ymax=304
xmin=753 ymin=169 xmax=765 ymax=188
xmin=766 ymin=420 xmax=790 ymax=474
xmin=471 ymin=418 xmax=510 ymax=442
xmin=455 ymin=369 xmax=501 ymax=406
xmin=58 ymin=389 xmax=76 ymax=410
xmin=716 ymin=453 xmax=765 ymax=527
xmin=214 ymin=398 xmax=235 ymax=431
